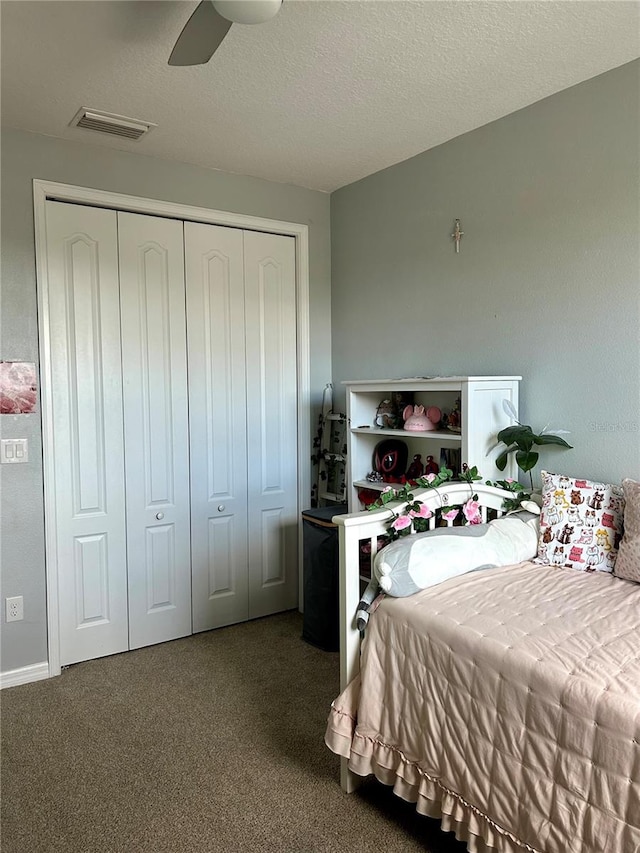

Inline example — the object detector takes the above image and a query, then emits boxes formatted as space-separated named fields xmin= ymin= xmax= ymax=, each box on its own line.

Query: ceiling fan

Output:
xmin=169 ymin=0 xmax=283 ymax=66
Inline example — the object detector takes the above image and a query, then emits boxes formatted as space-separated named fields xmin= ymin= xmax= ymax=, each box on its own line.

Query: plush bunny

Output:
xmin=402 ymin=404 xmax=440 ymax=432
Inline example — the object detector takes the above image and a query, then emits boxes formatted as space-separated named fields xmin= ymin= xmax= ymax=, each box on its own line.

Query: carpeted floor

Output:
xmin=1 ymin=611 xmax=467 ymax=853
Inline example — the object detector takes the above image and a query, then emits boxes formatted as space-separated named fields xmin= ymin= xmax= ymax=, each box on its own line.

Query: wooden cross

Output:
xmin=451 ymin=219 xmax=464 ymax=253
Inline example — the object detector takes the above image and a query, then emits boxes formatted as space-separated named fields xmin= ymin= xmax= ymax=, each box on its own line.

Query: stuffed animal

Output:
xmin=374 ymin=510 xmax=540 ymax=598
xmin=374 ymin=399 xmax=398 ymax=429
xmin=355 ymin=509 xmax=540 ymax=629
xmin=402 ymin=404 xmax=441 ymax=432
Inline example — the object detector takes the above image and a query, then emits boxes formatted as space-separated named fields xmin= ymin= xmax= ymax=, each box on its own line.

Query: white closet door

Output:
xmin=117 ymin=212 xmax=192 ymax=649
xmin=44 ymin=201 xmax=128 ymax=666
xmin=185 ymin=222 xmax=249 ymax=632
xmin=244 ymin=231 xmax=298 ymax=618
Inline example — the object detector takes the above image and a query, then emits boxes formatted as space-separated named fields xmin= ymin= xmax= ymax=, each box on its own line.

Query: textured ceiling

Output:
xmin=1 ymin=0 xmax=639 ymax=192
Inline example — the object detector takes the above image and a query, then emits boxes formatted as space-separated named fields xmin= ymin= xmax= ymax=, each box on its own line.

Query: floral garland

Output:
xmin=367 ymin=465 xmax=530 ymax=541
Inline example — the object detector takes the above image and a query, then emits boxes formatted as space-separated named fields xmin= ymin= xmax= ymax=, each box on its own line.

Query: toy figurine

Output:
xmin=445 ymin=398 xmax=462 ymax=432
xmin=406 ymin=454 xmax=424 ymax=482
xmin=424 ymin=455 xmax=440 ymax=476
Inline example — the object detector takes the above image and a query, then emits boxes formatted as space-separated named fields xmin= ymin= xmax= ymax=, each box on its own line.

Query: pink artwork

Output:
xmin=0 ymin=362 xmax=37 ymax=414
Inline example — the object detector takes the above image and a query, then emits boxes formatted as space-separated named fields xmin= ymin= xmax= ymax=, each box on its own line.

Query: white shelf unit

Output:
xmin=344 ymin=376 xmax=521 ymax=511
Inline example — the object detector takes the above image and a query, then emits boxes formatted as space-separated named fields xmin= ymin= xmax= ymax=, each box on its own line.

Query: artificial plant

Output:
xmin=493 ymin=400 xmax=572 ymax=490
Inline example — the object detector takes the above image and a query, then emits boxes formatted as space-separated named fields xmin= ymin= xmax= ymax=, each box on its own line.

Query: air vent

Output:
xmin=70 ymin=108 xmax=156 ymax=141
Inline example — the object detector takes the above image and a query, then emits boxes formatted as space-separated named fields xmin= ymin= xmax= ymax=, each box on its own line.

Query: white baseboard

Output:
xmin=1 ymin=661 xmax=50 ymax=689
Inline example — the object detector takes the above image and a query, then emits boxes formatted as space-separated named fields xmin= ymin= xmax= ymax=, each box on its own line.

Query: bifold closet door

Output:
xmin=46 ymin=203 xmax=297 ymax=657
xmin=185 ymin=222 xmax=249 ymax=632
xmin=44 ymin=201 xmax=129 ymax=666
xmin=185 ymin=225 xmax=298 ymax=631
xmin=244 ymin=231 xmax=298 ymax=619
xmin=118 ymin=212 xmax=192 ymax=649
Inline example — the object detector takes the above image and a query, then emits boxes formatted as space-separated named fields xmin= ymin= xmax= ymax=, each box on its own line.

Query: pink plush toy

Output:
xmin=402 ymin=405 xmax=441 ymax=432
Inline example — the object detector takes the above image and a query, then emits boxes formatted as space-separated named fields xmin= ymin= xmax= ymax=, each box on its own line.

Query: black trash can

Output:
xmin=301 ymin=505 xmax=348 ymax=652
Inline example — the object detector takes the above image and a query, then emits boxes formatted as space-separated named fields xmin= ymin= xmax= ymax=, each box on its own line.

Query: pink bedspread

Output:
xmin=326 ymin=561 xmax=640 ymax=853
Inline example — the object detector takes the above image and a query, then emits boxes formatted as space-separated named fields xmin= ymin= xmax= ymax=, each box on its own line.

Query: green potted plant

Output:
xmin=493 ymin=400 xmax=572 ymax=490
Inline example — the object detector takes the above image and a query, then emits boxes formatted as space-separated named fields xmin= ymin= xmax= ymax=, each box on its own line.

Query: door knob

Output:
xmin=217 ymin=505 xmax=226 ymax=512
xmin=156 ymin=512 xmax=164 ymax=520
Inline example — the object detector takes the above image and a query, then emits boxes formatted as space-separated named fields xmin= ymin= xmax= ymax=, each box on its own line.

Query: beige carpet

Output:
xmin=1 ymin=611 xmax=467 ymax=853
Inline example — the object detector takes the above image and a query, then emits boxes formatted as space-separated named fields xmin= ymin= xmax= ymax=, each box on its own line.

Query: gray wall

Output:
xmin=331 ymin=60 xmax=640 ymax=487
xmin=3 ymin=60 xmax=639 ymax=676
xmin=0 ymin=128 xmax=331 ymax=674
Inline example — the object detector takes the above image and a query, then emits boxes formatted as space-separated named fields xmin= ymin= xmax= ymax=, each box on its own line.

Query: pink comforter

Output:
xmin=326 ymin=561 xmax=640 ymax=853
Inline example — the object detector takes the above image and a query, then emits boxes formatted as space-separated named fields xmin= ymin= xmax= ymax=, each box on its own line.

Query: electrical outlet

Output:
xmin=6 ymin=596 xmax=24 ymax=622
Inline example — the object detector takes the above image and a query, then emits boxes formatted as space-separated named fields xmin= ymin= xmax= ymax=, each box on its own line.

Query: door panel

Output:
xmin=185 ymin=222 xmax=249 ymax=631
xmin=244 ymin=231 xmax=298 ymax=618
xmin=45 ymin=201 xmax=128 ymax=666
xmin=259 ymin=508 xmax=286 ymax=586
xmin=118 ymin=212 xmax=191 ymax=649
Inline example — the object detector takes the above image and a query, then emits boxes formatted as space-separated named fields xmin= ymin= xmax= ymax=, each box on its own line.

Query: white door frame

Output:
xmin=33 ymin=179 xmax=311 ymax=678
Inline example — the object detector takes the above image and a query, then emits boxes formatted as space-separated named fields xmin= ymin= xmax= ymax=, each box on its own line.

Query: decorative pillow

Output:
xmin=535 ymin=471 xmax=624 ymax=572
xmin=613 ymin=479 xmax=640 ymax=583
xmin=373 ymin=511 xmax=540 ymax=598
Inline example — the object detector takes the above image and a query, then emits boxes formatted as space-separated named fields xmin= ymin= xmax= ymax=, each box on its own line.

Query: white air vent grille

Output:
xmin=70 ymin=108 xmax=156 ymax=141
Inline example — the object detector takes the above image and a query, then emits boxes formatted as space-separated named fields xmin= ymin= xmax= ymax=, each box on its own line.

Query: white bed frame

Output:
xmin=332 ymin=482 xmax=518 ymax=793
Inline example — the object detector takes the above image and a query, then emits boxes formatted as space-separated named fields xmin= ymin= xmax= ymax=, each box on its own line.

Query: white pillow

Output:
xmin=374 ymin=511 xmax=540 ymax=597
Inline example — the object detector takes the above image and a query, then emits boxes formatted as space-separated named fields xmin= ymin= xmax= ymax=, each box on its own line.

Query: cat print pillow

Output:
xmin=535 ymin=471 xmax=625 ymax=572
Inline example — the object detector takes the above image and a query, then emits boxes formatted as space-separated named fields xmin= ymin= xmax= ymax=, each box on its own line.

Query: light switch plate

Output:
xmin=0 ymin=438 xmax=28 ymax=463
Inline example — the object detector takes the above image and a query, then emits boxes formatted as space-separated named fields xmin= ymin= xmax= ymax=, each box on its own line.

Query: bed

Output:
xmin=324 ymin=483 xmax=640 ymax=853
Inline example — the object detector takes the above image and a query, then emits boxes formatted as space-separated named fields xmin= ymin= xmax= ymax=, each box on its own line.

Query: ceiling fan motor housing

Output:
xmin=212 ymin=0 xmax=282 ymax=25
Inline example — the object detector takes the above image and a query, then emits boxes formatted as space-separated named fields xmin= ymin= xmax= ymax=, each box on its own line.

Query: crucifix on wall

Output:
xmin=451 ymin=219 xmax=464 ymax=253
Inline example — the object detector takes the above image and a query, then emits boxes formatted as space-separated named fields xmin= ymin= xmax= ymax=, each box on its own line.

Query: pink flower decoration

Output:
xmin=442 ymin=508 xmax=459 ymax=523
xmin=409 ymin=503 xmax=433 ymax=519
xmin=392 ymin=515 xmax=412 ymax=531
xmin=505 ymin=478 xmax=515 ymax=484
xmin=463 ymin=499 xmax=482 ymax=525
xmin=382 ymin=485 xmax=394 ymax=493
xmin=425 ymin=473 xmax=437 ymax=483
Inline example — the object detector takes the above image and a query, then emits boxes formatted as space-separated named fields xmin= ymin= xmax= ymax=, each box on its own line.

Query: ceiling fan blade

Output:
xmin=168 ymin=1 xmax=232 ymax=66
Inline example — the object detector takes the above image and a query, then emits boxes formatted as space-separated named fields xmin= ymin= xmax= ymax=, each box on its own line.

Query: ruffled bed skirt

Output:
xmin=325 ymin=687 xmax=538 ymax=853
